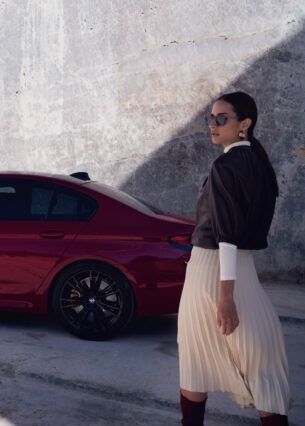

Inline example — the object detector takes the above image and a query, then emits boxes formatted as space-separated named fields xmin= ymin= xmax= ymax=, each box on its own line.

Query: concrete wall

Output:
xmin=0 ymin=0 xmax=304 ymax=281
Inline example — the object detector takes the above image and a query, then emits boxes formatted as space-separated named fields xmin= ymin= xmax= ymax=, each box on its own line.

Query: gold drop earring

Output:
xmin=239 ymin=130 xmax=246 ymax=140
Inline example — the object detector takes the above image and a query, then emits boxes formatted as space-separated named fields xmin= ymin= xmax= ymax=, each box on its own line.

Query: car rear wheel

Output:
xmin=52 ymin=262 xmax=136 ymax=340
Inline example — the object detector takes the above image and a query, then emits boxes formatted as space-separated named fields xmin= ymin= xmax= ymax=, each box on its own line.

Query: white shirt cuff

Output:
xmin=219 ymin=242 xmax=237 ymax=281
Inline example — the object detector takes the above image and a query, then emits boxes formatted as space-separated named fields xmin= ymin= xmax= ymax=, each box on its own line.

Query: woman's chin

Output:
xmin=211 ymin=136 xmax=221 ymax=145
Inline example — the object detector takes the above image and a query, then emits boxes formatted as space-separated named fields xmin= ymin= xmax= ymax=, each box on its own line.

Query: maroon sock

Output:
xmin=180 ymin=393 xmax=207 ymax=426
xmin=260 ymin=414 xmax=289 ymax=426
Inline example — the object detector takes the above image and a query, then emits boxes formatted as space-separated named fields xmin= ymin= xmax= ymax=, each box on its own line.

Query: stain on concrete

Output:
xmin=154 ymin=341 xmax=178 ymax=358
xmin=26 ymin=332 xmax=46 ymax=341
xmin=0 ymin=362 xmax=16 ymax=378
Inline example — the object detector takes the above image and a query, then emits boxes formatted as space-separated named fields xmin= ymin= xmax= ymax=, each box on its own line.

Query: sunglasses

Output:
xmin=205 ymin=113 xmax=237 ymax=126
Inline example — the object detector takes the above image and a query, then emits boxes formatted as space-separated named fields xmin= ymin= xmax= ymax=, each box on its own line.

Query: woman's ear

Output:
xmin=241 ymin=118 xmax=252 ymax=131
xmin=239 ymin=118 xmax=252 ymax=140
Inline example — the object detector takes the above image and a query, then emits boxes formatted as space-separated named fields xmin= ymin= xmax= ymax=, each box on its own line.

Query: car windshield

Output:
xmin=85 ymin=182 xmax=164 ymax=215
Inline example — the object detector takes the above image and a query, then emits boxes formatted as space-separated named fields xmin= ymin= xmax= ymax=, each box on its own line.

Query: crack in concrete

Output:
xmin=18 ymin=371 xmax=259 ymax=425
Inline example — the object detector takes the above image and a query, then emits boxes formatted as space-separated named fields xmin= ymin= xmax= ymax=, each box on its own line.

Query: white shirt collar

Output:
xmin=224 ymin=141 xmax=250 ymax=153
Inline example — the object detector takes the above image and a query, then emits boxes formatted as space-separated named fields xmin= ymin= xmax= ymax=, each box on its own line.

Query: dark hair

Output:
xmin=217 ymin=91 xmax=279 ymax=196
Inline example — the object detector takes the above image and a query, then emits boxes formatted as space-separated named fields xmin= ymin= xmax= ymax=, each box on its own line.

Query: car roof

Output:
xmin=0 ymin=171 xmax=89 ymax=184
xmin=0 ymin=171 xmax=157 ymax=215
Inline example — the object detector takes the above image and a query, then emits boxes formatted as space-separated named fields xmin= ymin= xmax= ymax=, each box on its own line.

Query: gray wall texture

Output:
xmin=0 ymin=1 xmax=304 ymax=282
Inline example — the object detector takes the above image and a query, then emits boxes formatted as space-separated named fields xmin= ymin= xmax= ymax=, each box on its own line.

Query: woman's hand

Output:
xmin=217 ymin=280 xmax=239 ymax=336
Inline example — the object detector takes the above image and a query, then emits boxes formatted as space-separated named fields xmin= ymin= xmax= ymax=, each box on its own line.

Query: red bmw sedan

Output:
xmin=0 ymin=172 xmax=194 ymax=340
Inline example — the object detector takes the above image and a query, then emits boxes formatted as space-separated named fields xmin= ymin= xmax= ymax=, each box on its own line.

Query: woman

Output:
xmin=178 ymin=92 xmax=290 ymax=426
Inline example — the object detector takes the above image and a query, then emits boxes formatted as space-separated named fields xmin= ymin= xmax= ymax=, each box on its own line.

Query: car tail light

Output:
xmin=168 ymin=233 xmax=192 ymax=251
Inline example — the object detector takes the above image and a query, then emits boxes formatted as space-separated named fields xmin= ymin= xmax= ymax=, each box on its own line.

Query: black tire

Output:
xmin=52 ymin=261 xmax=135 ymax=340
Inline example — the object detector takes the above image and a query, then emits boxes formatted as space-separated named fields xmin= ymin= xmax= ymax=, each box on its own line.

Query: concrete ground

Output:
xmin=0 ymin=281 xmax=304 ymax=426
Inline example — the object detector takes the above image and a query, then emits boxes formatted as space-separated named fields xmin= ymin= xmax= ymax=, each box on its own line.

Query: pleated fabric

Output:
xmin=178 ymin=247 xmax=290 ymax=415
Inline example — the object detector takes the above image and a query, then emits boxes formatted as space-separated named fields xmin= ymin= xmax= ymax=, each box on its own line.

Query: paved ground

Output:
xmin=0 ymin=281 xmax=304 ymax=426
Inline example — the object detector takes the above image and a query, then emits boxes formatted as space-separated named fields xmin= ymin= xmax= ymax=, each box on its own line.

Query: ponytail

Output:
xmin=248 ymin=132 xmax=279 ymax=197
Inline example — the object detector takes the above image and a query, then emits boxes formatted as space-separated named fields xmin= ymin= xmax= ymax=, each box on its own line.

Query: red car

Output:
xmin=0 ymin=172 xmax=194 ymax=340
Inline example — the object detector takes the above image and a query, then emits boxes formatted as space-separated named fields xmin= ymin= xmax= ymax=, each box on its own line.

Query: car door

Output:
xmin=0 ymin=178 xmax=97 ymax=310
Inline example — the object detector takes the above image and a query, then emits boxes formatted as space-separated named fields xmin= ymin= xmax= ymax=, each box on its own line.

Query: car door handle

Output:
xmin=40 ymin=230 xmax=65 ymax=239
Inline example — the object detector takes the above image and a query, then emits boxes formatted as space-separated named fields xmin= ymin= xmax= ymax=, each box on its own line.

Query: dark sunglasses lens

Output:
xmin=205 ymin=114 xmax=227 ymax=126
xmin=216 ymin=115 xmax=227 ymax=126
xmin=205 ymin=115 xmax=211 ymax=125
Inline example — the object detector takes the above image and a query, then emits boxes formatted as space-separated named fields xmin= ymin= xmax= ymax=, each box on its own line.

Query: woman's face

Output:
xmin=208 ymin=100 xmax=248 ymax=148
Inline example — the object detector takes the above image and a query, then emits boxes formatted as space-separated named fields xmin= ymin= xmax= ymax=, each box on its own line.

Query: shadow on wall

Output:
xmin=120 ymin=23 xmax=305 ymax=282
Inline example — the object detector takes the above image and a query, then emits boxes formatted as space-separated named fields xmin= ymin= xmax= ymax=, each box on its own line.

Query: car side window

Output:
xmin=49 ymin=191 xmax=79 ymax=219
xmin=32 ymin=184 xmax=97 ymax=221
xmin=0 ymin=178 xmax=97 ymax=221
xmin=0 ymin=183 xmax=28 ymax=220
xmin=31 ymin=186 xmax=54 ymax=218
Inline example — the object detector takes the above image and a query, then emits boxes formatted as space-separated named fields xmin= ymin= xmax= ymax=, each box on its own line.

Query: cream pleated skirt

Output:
xmin=178 ymin=247 xmax=290 ymax=415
